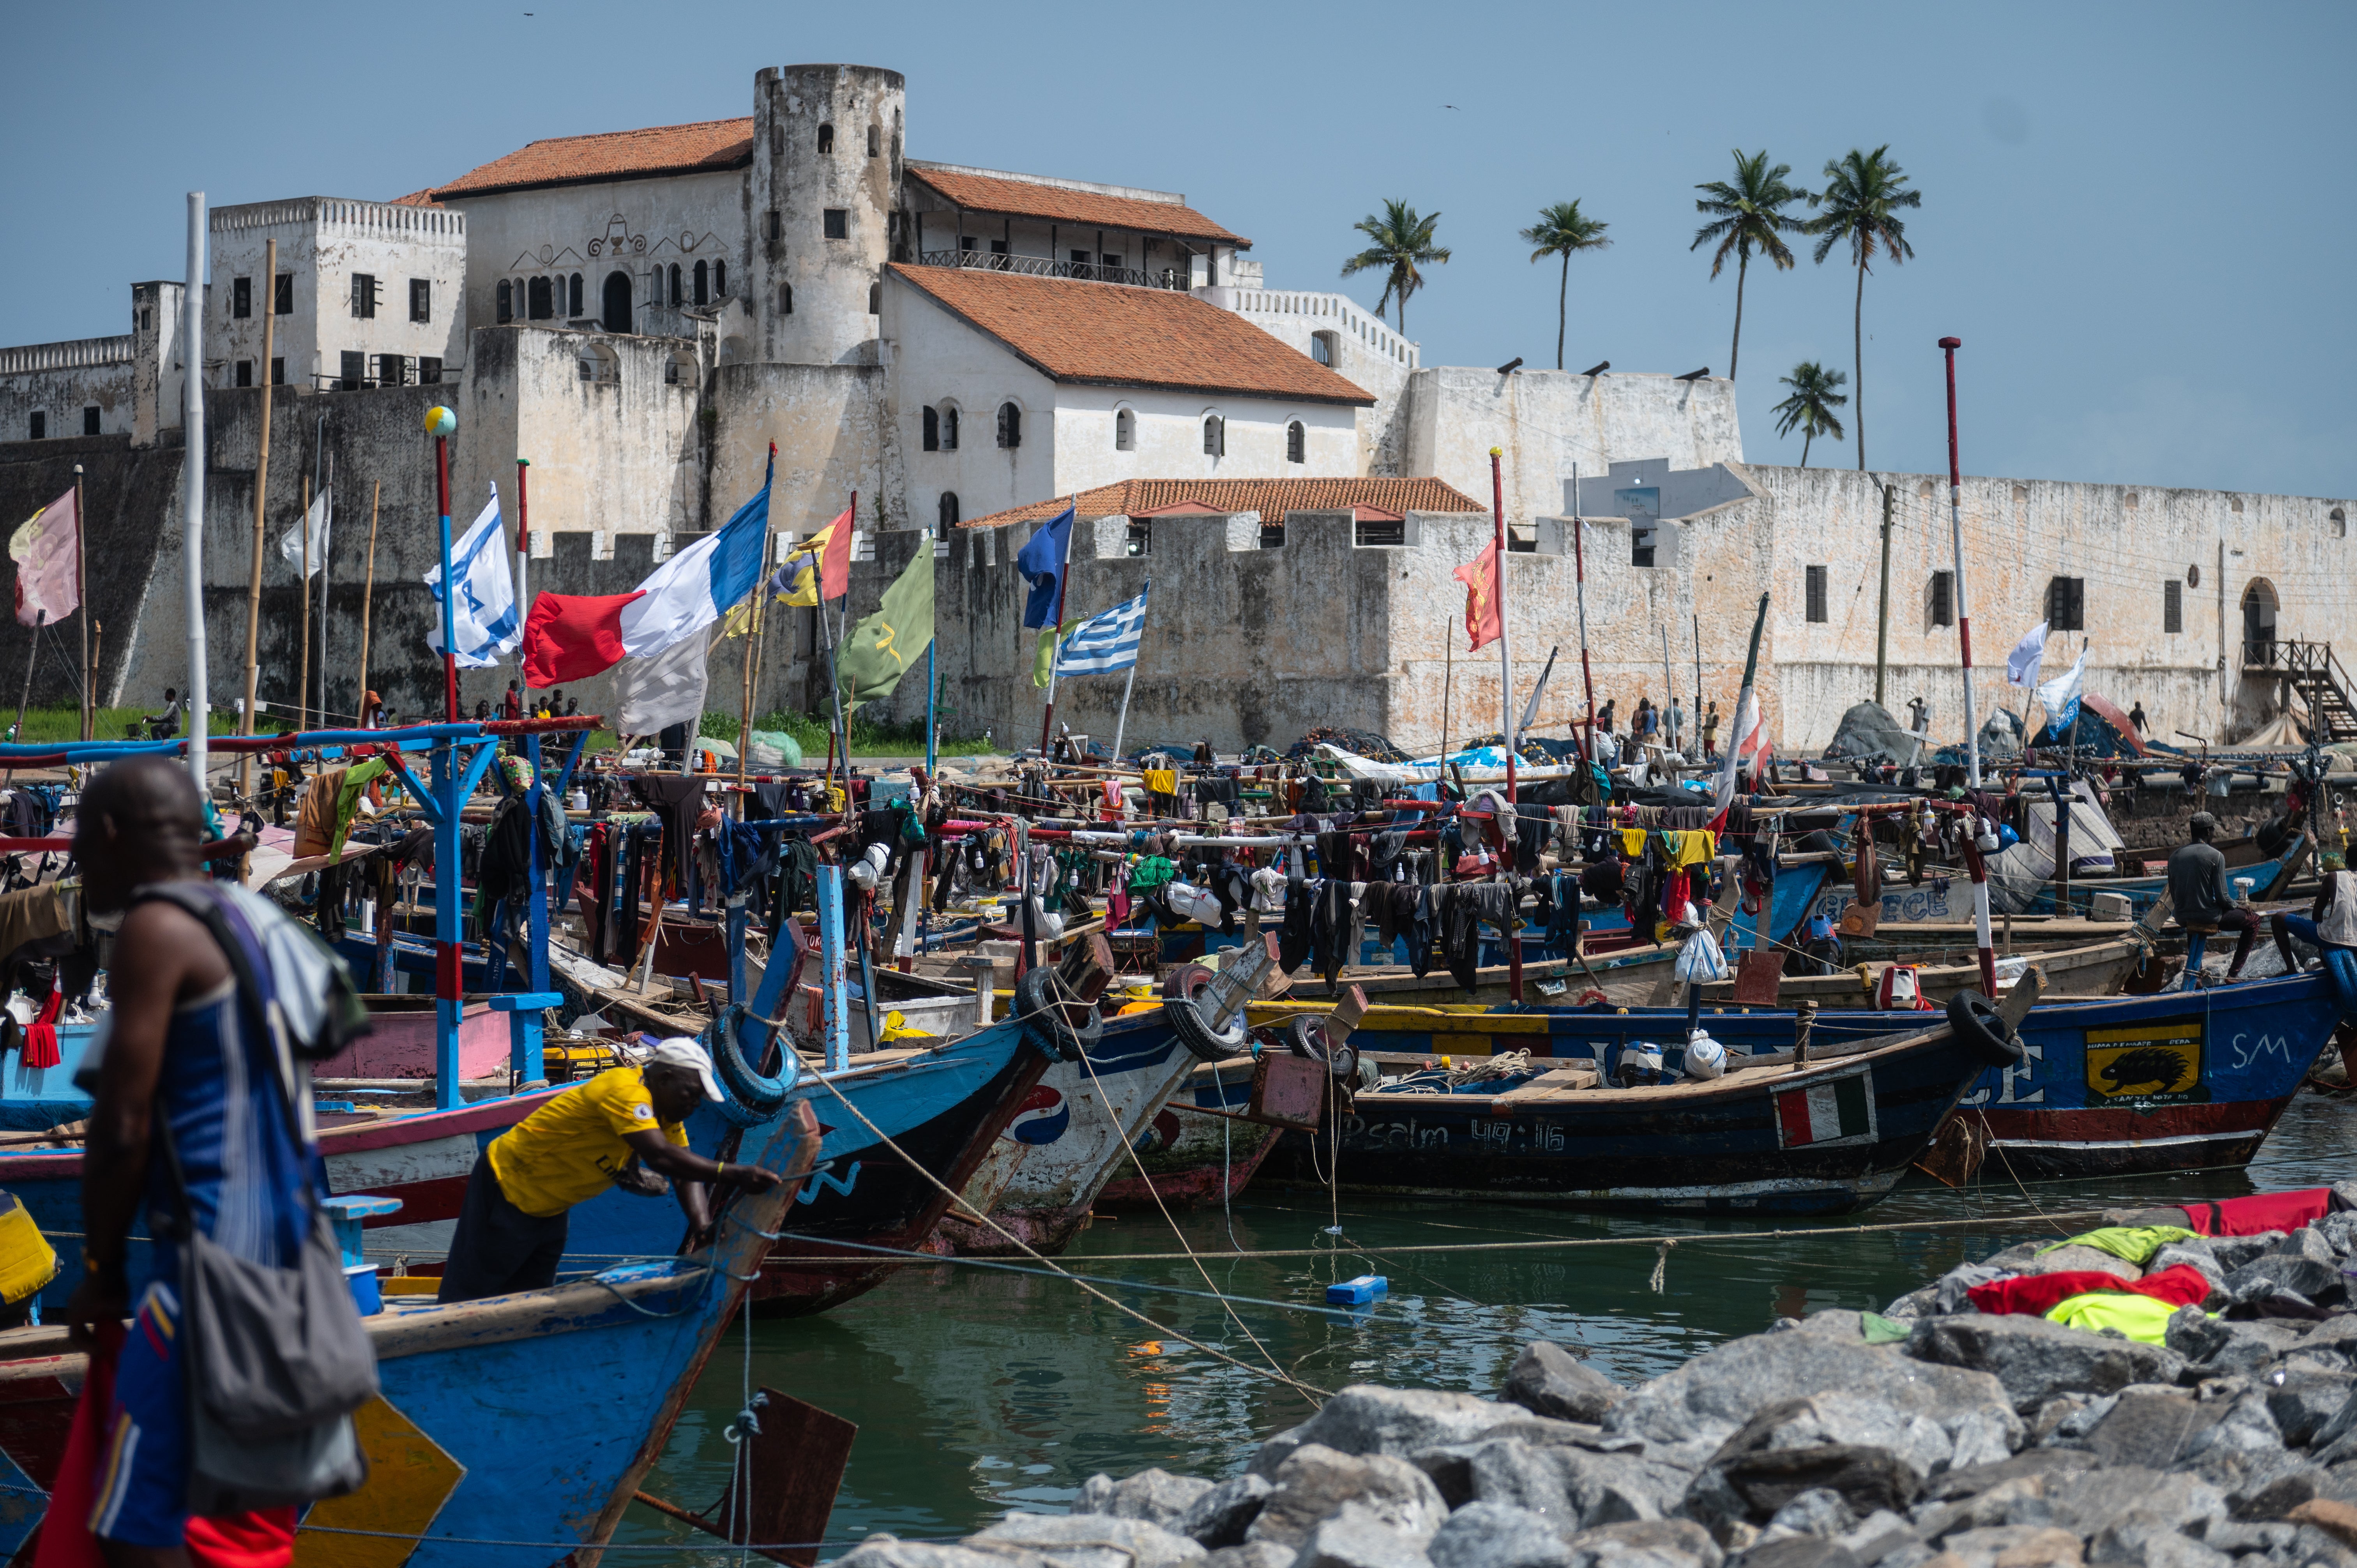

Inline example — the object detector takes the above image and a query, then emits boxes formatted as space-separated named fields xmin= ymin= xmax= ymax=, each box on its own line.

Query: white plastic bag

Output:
xmin=1683 ymin=1031 xmax=1726 ymax=1080
xmin=1673 ymin=926 xmax=1729 ymax=984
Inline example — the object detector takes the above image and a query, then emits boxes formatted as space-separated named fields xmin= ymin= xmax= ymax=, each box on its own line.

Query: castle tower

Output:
xmin=750 ymin=64 xmax=905 ymax=366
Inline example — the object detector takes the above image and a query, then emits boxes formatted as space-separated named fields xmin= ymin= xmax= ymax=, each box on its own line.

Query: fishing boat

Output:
xmin=1095 ymin=1059 xmax=1279 ymax=1211
xmin=1251 ymin=956 xmax=2357 ymax=1179
xmin=0 ymin=1100 xmax=827 ymax=1567
xmin=1248 ymin=982 xmax=2030 ymax=1215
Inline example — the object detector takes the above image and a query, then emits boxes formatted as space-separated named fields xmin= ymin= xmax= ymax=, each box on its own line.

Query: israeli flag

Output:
xmin=424 ymin=485 xmax=522 ymax=668
xmin=1056 ymin=582 xmax=1150 ymax=675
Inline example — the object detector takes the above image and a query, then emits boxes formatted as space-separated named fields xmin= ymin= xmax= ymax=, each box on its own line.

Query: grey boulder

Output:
xmin=1428 ymin=1502 xmax=1577 ymax=1568
xmin=972 ymin=1513 xmax=1209 ymax=1568
xmin=1905 ymin=1313 xmax=2186 ymax=1413
xmin=834 ymin=1538 xmax=1015 ymax=1568
xmin=1247 ymin=1445 xmax=1447 ymax=1550
xmin=1180 ymin=1474 xmax=1274 ymax=1548
xmin=1075 ymin=1469 xmax=1219 ymax=1531
xmin=1507 ymin=1343 xmax=1628 ymax=1426
xmin=1562 ymin=1519 xmax=1724 ymax=1568
xmin=1293 ymin=1501 xmax=1436 ymax=1568
xmin=1258 ymin=1388 xmax=1585 ymax=1476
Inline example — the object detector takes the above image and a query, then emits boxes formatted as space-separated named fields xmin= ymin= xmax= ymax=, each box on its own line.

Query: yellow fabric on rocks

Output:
xmin=2044 ymin=1290 xmax=2183 ymax=1345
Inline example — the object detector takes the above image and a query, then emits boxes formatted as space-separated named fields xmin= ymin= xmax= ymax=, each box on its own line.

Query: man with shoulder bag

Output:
xmin=62 ymin=757 xmax=378 ymax=1568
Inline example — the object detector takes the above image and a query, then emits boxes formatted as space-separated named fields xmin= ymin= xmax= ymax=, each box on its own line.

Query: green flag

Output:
xmin=836 ymin=546 xmax=935 ymax=703
xmin=1032 ymin=618 xmax=1081 ymax=687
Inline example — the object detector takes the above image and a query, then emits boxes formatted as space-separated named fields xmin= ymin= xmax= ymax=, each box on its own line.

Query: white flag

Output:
xmin=615 ymin=623 xmax=716 ymax=735
xmin=423 ymin=486 xmax=521 ymax=668
xmin=2005 ymin=621 xmax=2048 ymax=688
xmin=279 ymin=489 xmax=331 ymax=578
xmin=2035 ymin=647 xmax=2087 ymax=733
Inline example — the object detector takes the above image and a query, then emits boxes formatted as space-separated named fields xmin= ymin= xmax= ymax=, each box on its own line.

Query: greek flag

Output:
xmin=1056 ymin=583 xmax=1150 ymax=675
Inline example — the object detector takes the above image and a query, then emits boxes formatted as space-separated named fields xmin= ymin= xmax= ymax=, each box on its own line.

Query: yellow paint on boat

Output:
xmin=296 ymin=1396 xmax=466 ymax=1568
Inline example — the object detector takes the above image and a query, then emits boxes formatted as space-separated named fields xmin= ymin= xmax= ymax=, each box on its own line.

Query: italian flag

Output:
xmin=1775 ymin=1074 xmax=1874 ymax=1147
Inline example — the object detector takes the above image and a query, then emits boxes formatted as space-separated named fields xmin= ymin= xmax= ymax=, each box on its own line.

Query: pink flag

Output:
xmin=9 ymin=489 xmax=79 ymax=627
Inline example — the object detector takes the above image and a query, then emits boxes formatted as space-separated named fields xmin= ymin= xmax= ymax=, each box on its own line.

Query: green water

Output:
xmin=617 ymin=1095 xmax=2357 ymax=1559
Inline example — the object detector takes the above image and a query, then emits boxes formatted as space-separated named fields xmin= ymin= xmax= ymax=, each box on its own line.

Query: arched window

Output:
xmin=713 ymin=261 xmax=726 ymax=297
xmin=693 ymin=260 xmax=709 ymax=305
xmin=938 ymin=492 xmax=960 ymax=529
xmin=665 ymin=350 xmax=694 ymax=386
xmin=942 ymin=405 xmax=959 ymax=450
xmin=868 ymin=123 xmax=881 ymax=158
xmin=600 ymin=271 xmax=632 ymax=333
xmin=1286 ymin=420 xmax=1305 ymax=464
xmin=1115 ymin=408 xmax=1135 ymax=451
xmin=2335 ymin=507 xmax=2348 ymax=539
xmin=868 ymin=283 xmax=881 ymax=315
xmin=668 ymin=264 xmax=681 ymax=306
xmin=818 ymin=123 xmax=835 ymax=154
xmin=923 ymin=406 xmax=940 ymax=451
xmin=496 ymin=279 xmax=512 ymax=323
xmin=997 ymin=402 xmax=1021 ymax=449
xmin=568 ymin=273 xmax=583 ymax=316
xmin=1202 ymin=414 xmax=1224 ymax=457
xmin=527 ymin=276 xmax=553 ymax=320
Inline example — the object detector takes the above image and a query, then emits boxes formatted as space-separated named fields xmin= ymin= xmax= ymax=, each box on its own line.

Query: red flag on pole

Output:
xmin=1453 ymin=538 xmax=1501 ymax=652
xmin=522 ymin=590 xmax=644 ymax=687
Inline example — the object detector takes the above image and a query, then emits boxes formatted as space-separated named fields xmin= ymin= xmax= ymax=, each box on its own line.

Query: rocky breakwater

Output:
xmin=839 ymin=1199 xmax=2357 ymax=1568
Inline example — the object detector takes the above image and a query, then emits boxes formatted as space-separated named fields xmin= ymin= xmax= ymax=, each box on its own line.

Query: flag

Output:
xmin=1056 ymin=583 xmax=1150 ymax=675
xmin=2006 ymin=621 xmax=2048 ymax=688
xmin=279 ymin=488 xmax=331 ymax=578
xmin=836 ymin=542 xmax=935 ymax=703
xmin=1016 ymin=507 xmax=1075 ymax=629
xmin=520 ymin=473 xmax=774 ymax=681
xmin=1518 ymin=645 xmax=1560 ymax=733
xmin=2036 ymin=646 xmax=2088 ymax=734
xmin=423 ymin=487 xmax=521 ymax=668
xmin=9 ymin=489 xmax=78 ymax=627
xmin=523 ymin=591 xmax=640 ymax=687
xmin=777 ymin=505 xmax=854 ymax=609
xmin=615 ymin=624 xmax=717 ymax=735
xmin=1713 ymin=593 xmax=1771 ymax=819
xmin=1032 ymin=618 xmax=1082 ymax=687
xmin=1454 ymin=537 xmax=1501 ymax=651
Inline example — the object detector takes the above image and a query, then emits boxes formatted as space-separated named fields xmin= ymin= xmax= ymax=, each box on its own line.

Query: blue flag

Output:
xmin=1016 ymin=506 xmax=1075 ymax=630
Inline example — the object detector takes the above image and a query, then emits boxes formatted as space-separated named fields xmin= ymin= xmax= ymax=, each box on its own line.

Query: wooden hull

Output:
xmin=1254 ymin=1023 xmax=1989 ymax=1215
xmin=1695 ymin=936 xmax=2147 ymax=1006
xmin=0 ymin=1102 xmax=826 ymax=1567
xmin=1095 ymin=1095 xmax=1281 ymax=1210
xmin=934 ymin=1016 xmax=1192 ymax=1257
xmin=1255 ymin=969 xmax=2346 ymax=1181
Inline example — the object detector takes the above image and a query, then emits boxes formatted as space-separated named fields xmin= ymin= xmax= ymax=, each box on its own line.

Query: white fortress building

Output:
xmin=0 ymin=61 xmax=2348 ymax=754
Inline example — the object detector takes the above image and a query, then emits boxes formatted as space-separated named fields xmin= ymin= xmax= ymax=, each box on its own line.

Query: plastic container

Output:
xmin=344 ymin=1262 xmax=383 ymax=1316
xmin=1325 ymin=1274 xmax=1389 ymax=1305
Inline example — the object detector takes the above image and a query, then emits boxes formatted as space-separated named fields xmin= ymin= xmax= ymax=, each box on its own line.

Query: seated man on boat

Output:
xmin=436 ymin=1038 xmax=786 ymax=1304
xmin=2169 ymin=811 xmax=2260 ymax=980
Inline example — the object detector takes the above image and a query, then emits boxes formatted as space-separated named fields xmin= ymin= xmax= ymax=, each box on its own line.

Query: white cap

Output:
xmin=647 ymin=1037 xmax=723 ymax=1102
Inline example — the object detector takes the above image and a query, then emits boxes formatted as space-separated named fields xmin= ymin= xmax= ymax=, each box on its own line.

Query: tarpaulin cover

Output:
xmin=1822 ymin=701 xmax=1924 ymax=764
xmin=2031 ymin=692 xmax=2149 ymax=756
xmin=1967 ymin=1263 xmax=2213 ymax=1320
xmin=2180 ymin=1188 xmax=2341 ymax=1237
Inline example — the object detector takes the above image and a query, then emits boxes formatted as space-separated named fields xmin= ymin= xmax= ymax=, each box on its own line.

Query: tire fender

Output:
xmin=1015 ymin=967 xmax=1098 ymax=1063
xmin=1165 ymin=964 xmax=1251 ymax=1063
xmin=710 ymin=1005 xmax=795 ymax=1127
xmin=1945 ymin=989 xmax=2026 ymax=1068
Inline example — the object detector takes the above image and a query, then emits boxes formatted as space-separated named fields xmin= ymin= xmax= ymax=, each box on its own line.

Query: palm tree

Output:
xmin=1690 ymin=150 xmax=1803 ymax=381
xmin=1802 ymin=146 xmax=1920 ymax=470
xmin=1341 ymin=200 xmax=1450 ymax=335
xmin=1520 ymin=200 xmax=1611 ymax=370
xmin=1771 ymin=362 xmax=1848 ymax=468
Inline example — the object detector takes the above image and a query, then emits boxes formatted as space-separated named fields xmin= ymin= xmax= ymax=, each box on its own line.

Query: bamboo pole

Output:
xmin=239 ymin=237 xmax=277 ymax=788
xmin=74 ymin=466 xmax=88 ymax=740
xmin=736 ymin=528 xmax=768 ymax=793
xmin=356 ymin=480 xmax=380 ymax=719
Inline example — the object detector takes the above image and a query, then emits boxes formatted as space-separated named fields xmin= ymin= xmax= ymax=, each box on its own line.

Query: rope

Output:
xmin=1057 ymin=1209 xmax=2129 ymax=1262
xmin=795 ymin=1056 xmax=1332 ymax=1403
xmin=1648 ymin=1239 xmax=1675 ymax=1294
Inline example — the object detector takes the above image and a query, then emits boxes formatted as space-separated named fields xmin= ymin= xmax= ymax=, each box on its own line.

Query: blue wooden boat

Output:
xmin=1249 ymin=957 xmax=2357 ymax=1181
xmin=0 ymin=1105 xmax=828 ymax=1566
xmin=1250 ymin=992 xmax=2013 ymax=1215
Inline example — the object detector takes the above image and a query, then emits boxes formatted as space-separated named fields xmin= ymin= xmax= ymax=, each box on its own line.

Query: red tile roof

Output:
xmin=428 ymin=117 xmax=756 ymax=198
xmin=960 ymin=479 xmax=1485 ymax=531
xmin=890 ymin=264 xmax=1373 ymax=407
xmin=389 ymin=187 xmax=443 ymax=208
xmin=906 ymin=164 xmax=1248 ymax=248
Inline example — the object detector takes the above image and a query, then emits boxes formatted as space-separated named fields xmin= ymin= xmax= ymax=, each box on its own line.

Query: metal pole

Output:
xmin=356 ymin=480 xmax=380 ymax=716
xmin=1940 ymin=337 xmax=1981 ymax=789
xmin=12 ymin=613 xmax=44 ymax=750
xmin=1659 ymin=624 xmax=1675 ymax=758
xmin=514 ymin=456 xmax=530 ymax=685
xmin=1873 ymin=477 xmax=1895 ymax=709
xmin=820 ymin=494 xmax=853 ymax=798
xmin=182 ymin=193 xmax=209 ymax=795
xmin=435 ymin=431 xmax=456 ymax=722
xmin=74 ymin=466 xmax=88 ymax=741
xmin=1571 ymin=464 xmax=1597 ymax=762
xmin=815 ymin=864 xmax=851 ymax=1073
xmin=1036 ymin=500 xmax=1077 ymax=756
xmin=1440 ymin=613 xmax=1453 ymax=762
xmin=239 ymin=236 xmax=275 ymax=790
xmin=318 ymin=447 xmax=332 ymax=724
xmin=433 ymin=734 xmax=464 ymax=1108
xmin=1692 ymin=610 xmax=1701 ymax=754
xmin=297 ymin=472 xmax=311 ymax=734
xmin=1489 ymin=448 xmax=1522 ymax=1005
xmin=737 ymin=524 xmax=765 ymax=792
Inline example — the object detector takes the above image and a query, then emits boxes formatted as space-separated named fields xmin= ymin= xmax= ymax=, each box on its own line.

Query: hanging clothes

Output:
xmin=1278 ymin=875 xmax=1315 ymax=974
xmin=1308 ymin=879 xmax=1357 ymax=985
xmin=631 ymin=775 xmax=707 ymax=889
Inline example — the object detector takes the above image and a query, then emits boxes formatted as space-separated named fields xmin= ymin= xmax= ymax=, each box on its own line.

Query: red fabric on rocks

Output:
xmin=1967 ymin=1263 xmax=2215 ymax=1319
xmin=2180 ymin=1189 xmax=2337 ymax=1238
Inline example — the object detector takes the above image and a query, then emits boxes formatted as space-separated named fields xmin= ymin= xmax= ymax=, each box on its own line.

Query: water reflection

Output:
xmin=618 ymin=1094 xmax=2355 ymax=1558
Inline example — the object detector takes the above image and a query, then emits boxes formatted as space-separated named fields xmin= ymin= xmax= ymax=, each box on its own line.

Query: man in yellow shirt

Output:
xmin=437 ymin=1038 xmax=784 ymax=1302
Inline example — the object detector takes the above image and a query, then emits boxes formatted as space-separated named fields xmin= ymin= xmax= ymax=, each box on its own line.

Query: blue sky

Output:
xmin=10 ymin=1 xmax=2351 ymax=499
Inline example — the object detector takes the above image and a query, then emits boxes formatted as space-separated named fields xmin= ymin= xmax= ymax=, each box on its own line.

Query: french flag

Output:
xmin=523 ymin=453 xmax=772 ymax=686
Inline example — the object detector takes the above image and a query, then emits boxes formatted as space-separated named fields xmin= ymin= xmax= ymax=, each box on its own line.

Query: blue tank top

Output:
xmin=139 ymin=975 xmax=316 ymax=1287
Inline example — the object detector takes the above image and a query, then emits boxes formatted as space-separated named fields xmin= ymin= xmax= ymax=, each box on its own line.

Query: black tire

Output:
xmin=1286 ymin=1015 xmax=1359 ymax=1081
xmin=1015 ymin=967 xmax=1098 ymax=1063
xmin=1165 ymin=964 xmax=1250 ymax=1063
xmin=1945 ymin=989 xmax=2025 ymax=1067
xmin=711 ymin=1005 xmax=793 ymax=1127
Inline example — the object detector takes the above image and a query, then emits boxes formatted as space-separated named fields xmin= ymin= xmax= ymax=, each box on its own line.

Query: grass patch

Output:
xmin=3 ymin=705 xmax=248 ymax=745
